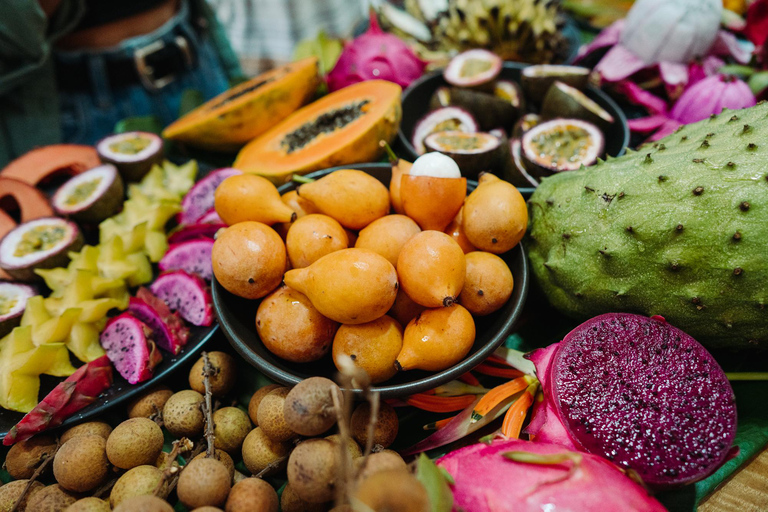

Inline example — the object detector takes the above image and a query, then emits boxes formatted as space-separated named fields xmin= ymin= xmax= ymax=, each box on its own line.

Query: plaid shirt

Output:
xmin=210 ymin=0 xmax=365 ymax=75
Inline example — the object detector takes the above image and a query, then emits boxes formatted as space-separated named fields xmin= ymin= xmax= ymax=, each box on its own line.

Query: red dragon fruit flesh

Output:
xmin=327 ymin=10 xmax=426 ymax=92
xmin=198 ymin=208 xmax=223 ymax=224
xmin=179 ymin=167 xmax=240 ymax=225
xmin=158 ymin=238 xmax=214 ymax=282
xmin=129 ymin=288 xmax=189 ymax=355
xmin=167 ymin=223 xmax=225 ymax=244
xmin=526 ymin=313 xmax=737 ymax=488
xmin=100 ymin=313 xmax=163 ymax=385
xmin=438 ymin=438 xmax=666 ymax=512
xmin=150 ymin=270 xmax=214 ymax=327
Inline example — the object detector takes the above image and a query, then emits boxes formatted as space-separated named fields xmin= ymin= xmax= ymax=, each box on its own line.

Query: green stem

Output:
xmin=726 ymin=372 xmax=768 ymax=381
xmin=291 ymin=174 xmax=315 ymax=184
xmin=379 ymin=140 xmax=398 ymax=164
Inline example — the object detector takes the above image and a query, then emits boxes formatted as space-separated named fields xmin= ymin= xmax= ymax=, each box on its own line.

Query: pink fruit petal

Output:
xmin=615 ymin=81 xmax=668 ymax=115
xmin=648 ymin=119 xmax=683 ymax=140
xmin=627 ymin=115 xmax=671 ymax=133
xmin=575 ymin=20 xmax=625 ymax=62
xmin=712 ymin=29 xmax=753 ymax=63
xmin=595 ymin=44 xmax=648 ymax=82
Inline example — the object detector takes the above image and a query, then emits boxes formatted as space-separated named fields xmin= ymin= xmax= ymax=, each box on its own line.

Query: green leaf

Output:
xmin=415 ymin=453 xmax=454 ymax=512
xmin=113 ymin=115 xmax=163 ymax=135
xmin=748 ymin=71 xmax=768 ymax=96
xmin=293 ymin=30 xmax=344 ymax=76
xmin=178 ymin=89 xmax=205 ymax=117
xmin=719 ymin=64 xmax=756 ymax=78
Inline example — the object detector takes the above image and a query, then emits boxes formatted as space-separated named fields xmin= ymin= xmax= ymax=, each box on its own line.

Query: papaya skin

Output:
xmin=462 ymin=173 xmax=527 ymax=254
xmin=1 ymin=144 xmax=100 ymax=186
xmin=400 ymin=174 xmax=466 ymax=232
xmin=284 ymin=248 xmax=398 ymax=325
xmin=396 ymin=231 xmax=466 ymax=308
xmin=163 ymin=58 xmax=321 ymax=152
xmin=389 ymin=159 xmax=412 ymax=215
xmin=332 ymin=315 xmax=403 ymax=384
xmin=297 ymin=170 xmax=390 ymax=230
xmin=396 ymin=304 xmax=476 ymax=372
xmin=0 ymin=178 xmax=54 ymax=238
xmin=444 ymin=207 xmax=476 ymax=254
xmin=256 ymin=285 xmax=339 ymax=363
xmin=234 ymin=80 xmax=402 ymax=185
xmin=214 ymin=174 xmax=296 ymax=226
xmin=212 ymin=222 xmax=286 ymax=299
xmin=459 ymin=251 xmax=514 ymax=316
xmin=355 ymin=214 xmax=421 ymax=267
xmin=286 ymin=214 xmax=349 ymax=268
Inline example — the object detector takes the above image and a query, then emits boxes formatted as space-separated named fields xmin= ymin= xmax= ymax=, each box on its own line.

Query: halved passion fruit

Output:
xmin=510 ymin=139 xmax=539 ymax=187
xmin=429 ymin=87 xmax=520 ymax=131
xmin=412 ymin=106 xmax=478 ymax=155
xmin=521 ymin=118 xmax=604 ymax=179
xmin=521 ymin=65 xmax=591 ymax=104
xmin=0 ymin=218 xmax=83 ymax=282
xmin=424 ymin=130 xmax=501 ymax=179
xmin=52 ymin=164 xmax=124 ymax=223
xmin=541 ymin=81 xmax=614 ymax=130
xmin=443 ymin=49 xmax=502 ymax=88
xmin=512 ymin=113 xmax=542 ymax=139
xmin=494 ymin=80 xmax=525 ymax=111
xmin=0 ymin=282 xmax=36 ymax=338
xmin=96 ymin=131 xmax=164 ymax=182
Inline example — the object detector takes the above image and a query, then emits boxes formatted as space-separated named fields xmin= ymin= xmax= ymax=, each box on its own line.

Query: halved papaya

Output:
xmin=1 ymin=145 xmax=100 ymax=186
xmin=163 ymin=57 xmax=321 ymax=152
xmin=0 ymin=178 xmax=54 ymax=232
xmin=234 ymin=80 xmax=402 ymax=185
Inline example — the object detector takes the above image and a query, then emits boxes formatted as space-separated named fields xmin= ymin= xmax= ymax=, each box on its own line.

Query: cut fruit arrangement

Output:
xmin=411 ymin=50 xmax=614 ymax=186
xmin=0 ymin=133 xmax=222 ymax=416
xmin=213 ymin=147 xmax=527 ymax=383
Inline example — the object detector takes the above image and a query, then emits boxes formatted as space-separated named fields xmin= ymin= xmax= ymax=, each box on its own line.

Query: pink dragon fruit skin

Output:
xmin=179 ymin=168 xmax=240 ymax=226
xmin=129 ymin=290 xmax=189 ymax=355
xmin=327 ymin=11 xmax=426 ymax=92
xmin=524 ymin=313 xmax=738 ymax=489
xmin=167 ymin=223 xmax=225 ymax=245
xmin=670 ymin=74 xmax=756 ymax=124
xmin=150 ymin=270 xmax=214 ymax=327
xmin=158 ymin=238 xmax=214 ymax=282
xmin=100 ymin=313 xmax=163 ymax=385
xmin=437 ymin=438 xmax=666 ymax=512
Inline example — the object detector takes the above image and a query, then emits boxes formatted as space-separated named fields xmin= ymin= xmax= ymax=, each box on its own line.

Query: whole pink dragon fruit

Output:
xmin=327 ymin=10 xmax=426 ymax=92
xmin=437 ymin=438 xmax=666 ymax=512
xmin=524 ymin=313 xmax=737 ymax=489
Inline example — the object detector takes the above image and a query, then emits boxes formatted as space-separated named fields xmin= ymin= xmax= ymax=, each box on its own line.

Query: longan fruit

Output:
xmin=127 ymin=386 xmax=173 ymax=419
xmin=213 ymin=407 xmax=252 ymax=454
xmin=241 ymin=427 xmax=289 ymax=475
xmin=256 ymin=387 xmax=296 ymax=442
xmin=353 ymin=469 xmax=429 ymax=512
xmin=110 ymin=465 xmax=168 ymax=508
xmin=280 ymin=483 xmax=327 ymax=512
xmin=60 ymin=422 xmax=112 ymax=445
xmin=177 ymin=458 xmax=231 ymax=509
xmin=112 ymin=495 xmax=173 ymax=512
xmin=26 ymin=484 xmax=78 ymax=511
xmin=53 ymin=435 xmax=109 ymax=493
xmin=350 ymin=402 xmax=399 ymax=449
xmin=283 ymin=377 xmax=340 ymax=436
xmin=354 ymin=450 xmax=406 ymax=483
xmin=189 ymin=352 xmax=237 ymax=397
xmin=0 ymin=480 xmax=44 ymax=511
xmin=225 ymin=477 xmax=278 ymax=512
xmin=326 ymin=434 xmax=362 ymax=460
xmin=162 ymin=390 xmax=205 ymax=439
xmin=5 ymin=434 xmax=57 ymax=479
xmin=192 ymin=449 xmax=235 ymax=483
xmin=247 ymin=384 xmax=281 ymax=425
xmin=106 ymin=418 xmax=164 ymax=469
xmin=286 ymin=439 xmax=338 ymax=503
xmin=64 ymin=497 xmax=111 ymax=512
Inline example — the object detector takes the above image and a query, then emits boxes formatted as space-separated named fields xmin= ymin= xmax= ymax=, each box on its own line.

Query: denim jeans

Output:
xmin=54 ymin=0 xmax=230 ymax=145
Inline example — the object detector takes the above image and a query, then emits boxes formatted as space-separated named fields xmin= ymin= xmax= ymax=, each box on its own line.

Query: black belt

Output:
xmin=56 ymin=35 xmax=197 ymax=93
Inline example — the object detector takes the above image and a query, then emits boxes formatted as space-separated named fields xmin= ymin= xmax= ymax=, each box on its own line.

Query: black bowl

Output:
xmin=397 ymin=62 xmax=630 ymax=182
xmin=213 ymin=163 xmax=529 ymax=398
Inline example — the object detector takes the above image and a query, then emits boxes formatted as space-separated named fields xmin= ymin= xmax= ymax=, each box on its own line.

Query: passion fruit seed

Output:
xmin=283 ymin=377 xmax=340 ymax=436
xmin=64 ymin=179 xmax=102 ymax=206
xmin=14 ymin=225 xmax=67 ymax=257
xmin=350 ymin=401 xmax=399 ymax=449
xmin=109 ymin=135 xmax=152 ymax=155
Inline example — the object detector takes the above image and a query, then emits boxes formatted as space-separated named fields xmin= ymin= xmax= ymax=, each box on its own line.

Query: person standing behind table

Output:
xmin=0 ymin=0 xmax=243 ymax=167
xmin=211 ymin=0 xmax=365 ymax=75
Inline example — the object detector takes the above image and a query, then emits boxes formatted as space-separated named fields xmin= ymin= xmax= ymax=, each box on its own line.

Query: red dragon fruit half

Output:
xmin=327 ymin=10 xmax=426 ymax=92
xmin=100 ymin=313 xmax=163 ymax=385
xmin=525 ymin=313 xmax=737 ymax=489
xmin=129 ymin=288 xmax=189 ymax=355
xmin=150 ymin=270 xmax=214 ymax=327
xmin=158 ymin=238 xmax=214 ymax=282
xmin=178 ymin=167 xmax=240 ymax=226
xmin=438 ymin=438 xmax=666 ymax=512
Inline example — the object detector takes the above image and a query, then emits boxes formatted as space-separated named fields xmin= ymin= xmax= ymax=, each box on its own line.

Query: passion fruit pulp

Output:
xmin=424 ymin=131 xmax=501 ymax=179
xmin=0 ymin=218 xmax=84 ymax=282
xmin=520 ymin=118 xmax=604 ymax=178
xmin=52 ymin=164 xmax=124 ymax=223
xmin=411 ymin=106 xmax=478 ymax=155
xmin=0 ymin=282 xmax=36 ymax=337
xmin=443 ymin=49 xmax=503 ymax=88
xmin=97 ymin=131 xmax=164 ymax=182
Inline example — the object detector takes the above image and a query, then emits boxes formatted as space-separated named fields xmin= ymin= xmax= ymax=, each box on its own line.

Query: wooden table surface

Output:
xmin=700 ymin=446 xmax=768 ymax=512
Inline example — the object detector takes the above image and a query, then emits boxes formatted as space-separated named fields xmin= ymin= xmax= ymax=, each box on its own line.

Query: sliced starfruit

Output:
xmin=30 ymin=308 xmax=81 ymax=345
xmin=78 ymin=297 xmax=128 ymax=323
xmin=67 ymin=321 xmax=105 ymax=362
xmin=35 ymin=267 xmax=72 ymax=296
xmin=125 ymin=252 xmax=153 ymax=286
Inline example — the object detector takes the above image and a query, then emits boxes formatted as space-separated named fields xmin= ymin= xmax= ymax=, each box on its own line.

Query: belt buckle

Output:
xmin=134 ymin=40 xmax=175 ymax=92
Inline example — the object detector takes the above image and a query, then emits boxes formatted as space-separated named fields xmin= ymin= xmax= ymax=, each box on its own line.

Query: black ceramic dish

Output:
xmin=397 ymin=61 xmax=630 ymax=193
xmin=213 ymin=162 xmax=529 ymax=399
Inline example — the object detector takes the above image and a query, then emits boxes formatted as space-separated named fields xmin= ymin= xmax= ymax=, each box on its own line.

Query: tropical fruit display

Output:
xmin=527 ymin=102 xmax=768 ymax=348
xmin=410 ymin=52 xmax=614 ymax=186
xmin=212 ymin=150 xmax=527 ymax=382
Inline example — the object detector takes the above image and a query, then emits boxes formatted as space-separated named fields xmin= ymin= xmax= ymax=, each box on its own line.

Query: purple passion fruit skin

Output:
xmin=521 ymin=64 xmax=591 ymax=105
xmin=0 ymin=282 xmax=36 ymax=337
xmin=424 ymin=130 xmax=501 ymax=179
xmin=521 ymin=118 xmax=604 ymax=179
xmin=411 ymin=106 xmax=478 ymax=155
xmin=541 ymin=81 xmax=615 ymax=130
xmin=97 ymin=131 xmax=164 ymax=182
xmin=52 ymin=164 xmax=125 ymax=224
xmin=0 ymin=218 xmax=84 ymax=282
xmin=550 ymin=313 xmax=737 ymax=488
xmin=443 ymin=49 xmax=503 ymax=88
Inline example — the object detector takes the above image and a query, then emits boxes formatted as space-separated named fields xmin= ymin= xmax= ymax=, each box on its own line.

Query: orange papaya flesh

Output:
xmin=0 ymin=178 xmax=54 ymax=232
xmin=234 ymin=80 xmax=402 ymax=185
xmin=163 ymin=57 xmax=321 ymax=152
xmin=1 ymin=145 xmax=100 ymax=187
xmin=401 ymin=174 xmax=466 ymax=231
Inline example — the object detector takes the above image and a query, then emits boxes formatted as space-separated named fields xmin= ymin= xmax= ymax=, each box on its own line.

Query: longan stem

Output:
xmin=331 ymin=386 xmax=351 ymax=505
xmin=253 ymin=454 xmax=289 ymax=479
xmin=201 ymin=351 xmax=216 ymax=458
xmin=10 ymin=444 xmax=58 ymax=512
xmin=153 ymin=438 xmax=190 ymax=497
xmin=91 ymin=474 xmax=121 ymax=499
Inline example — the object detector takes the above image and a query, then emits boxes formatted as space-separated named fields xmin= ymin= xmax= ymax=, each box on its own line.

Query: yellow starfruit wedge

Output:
xmin=126 ymin=252 xmax=153 ymax=287
xmin=67 ymin=322 xmax=105 ymax=362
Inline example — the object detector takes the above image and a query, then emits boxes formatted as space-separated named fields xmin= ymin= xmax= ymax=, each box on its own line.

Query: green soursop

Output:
xmin=527 ymin=103 xmax=768 ymax=349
